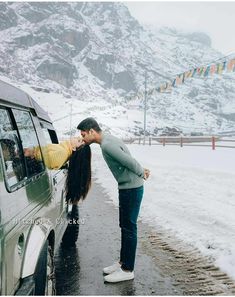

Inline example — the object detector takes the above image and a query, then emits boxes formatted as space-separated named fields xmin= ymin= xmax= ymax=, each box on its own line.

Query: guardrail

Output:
xmin=123 ymin=136 xmax=235 ymax=149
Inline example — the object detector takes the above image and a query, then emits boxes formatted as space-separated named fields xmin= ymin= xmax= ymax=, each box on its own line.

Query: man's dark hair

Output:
xmin=77 ymin=117 xmax=101 ymax=132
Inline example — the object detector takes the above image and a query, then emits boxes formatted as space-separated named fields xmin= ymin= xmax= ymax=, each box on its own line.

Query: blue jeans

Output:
xmin=119 ymin=186 xmax=144 ymax=271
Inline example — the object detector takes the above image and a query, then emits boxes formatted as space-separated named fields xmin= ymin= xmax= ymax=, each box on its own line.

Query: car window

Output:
xmin=0 ymin=108 xmax=26 ymax=188
xmin=40 ymin=121 xmax=59 ymax=144
xmin=12 ymin=109 xmax=45 ymax=177
xmin=48 ymin=129 xmax=59 ymax=144
xmin=42 ymin=128 xmax=53 ymax=145
xmin=42 ymin=128 xmax=59 ymax=144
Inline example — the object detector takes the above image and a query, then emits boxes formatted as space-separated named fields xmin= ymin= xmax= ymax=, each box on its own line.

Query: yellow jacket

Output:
xmin=34 ymin=140 xmax=73 ymax=170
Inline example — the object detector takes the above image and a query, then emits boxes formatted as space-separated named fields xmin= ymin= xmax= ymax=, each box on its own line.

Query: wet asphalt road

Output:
xmin=54 ymin=179 xmax=235 ymax=295
xmin=54 ymin=179 xmax=178 ymax=295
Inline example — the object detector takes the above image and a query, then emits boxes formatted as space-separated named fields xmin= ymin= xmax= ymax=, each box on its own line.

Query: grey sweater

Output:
xmin=100 ymin=133 xmax=144 ymax=189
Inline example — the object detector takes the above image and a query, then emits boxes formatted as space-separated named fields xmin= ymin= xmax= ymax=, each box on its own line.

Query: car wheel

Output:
xmin=34 ymin=240 xmax=56 ymax=295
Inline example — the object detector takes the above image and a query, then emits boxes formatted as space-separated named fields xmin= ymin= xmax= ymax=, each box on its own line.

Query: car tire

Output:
xmin=34 ymin=240 xmax=56 ymax=295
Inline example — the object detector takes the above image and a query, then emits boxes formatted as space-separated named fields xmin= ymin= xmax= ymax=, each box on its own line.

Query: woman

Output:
xmin=24 ymin=137 xmax=84 ymax=170
xmin=24 ymin=139 xmax=92 ymax=246
xmin=23 ymin=137 xmax=92 ymax=204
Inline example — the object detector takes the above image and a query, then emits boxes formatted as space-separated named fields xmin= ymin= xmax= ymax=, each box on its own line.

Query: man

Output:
xmin=77 ymin=117 xmax=150 ymax=283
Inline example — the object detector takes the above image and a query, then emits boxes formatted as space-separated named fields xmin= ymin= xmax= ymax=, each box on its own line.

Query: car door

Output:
xmin=39 ymin=121 xmax=68 ymax=246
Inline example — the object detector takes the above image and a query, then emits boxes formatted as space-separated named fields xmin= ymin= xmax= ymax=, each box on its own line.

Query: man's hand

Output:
xmin=144 ymin=168 xmax=150 ymax=180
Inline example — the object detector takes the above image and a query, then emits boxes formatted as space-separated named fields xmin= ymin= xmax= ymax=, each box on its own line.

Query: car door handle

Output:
xmin=53 ymin=177 xmax=57 ymax=185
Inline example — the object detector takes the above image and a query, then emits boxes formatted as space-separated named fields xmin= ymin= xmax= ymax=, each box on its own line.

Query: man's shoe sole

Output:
xmin=104 ymin=275 xmax=134 ymax=283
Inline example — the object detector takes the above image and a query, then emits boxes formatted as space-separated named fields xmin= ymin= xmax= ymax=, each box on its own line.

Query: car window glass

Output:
xmin=42 ymin=128 xmax=53 ymax=145
xmin=12 ymin=109 xmax=45 ymax=176
xmin=0 ymin=108 xmax=26 ymax=187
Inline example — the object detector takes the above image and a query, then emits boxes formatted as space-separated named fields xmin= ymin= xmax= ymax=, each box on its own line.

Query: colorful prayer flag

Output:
xmin=166 ymin=82 xmax=172 ymax=91
xmin=204 ymin=66 xmax=210 ymax=77
xmin=222 ymin=61 xmax=227 ymax=70
xmin=210 ymin=64 xmax=216 ymax=75
xmin=176 ymin=74 xmax=183 ymax=85
xmin=160 ymin=83 xmax=167 ymax=92
xmin=199 ymin=67 xmax=205 ymax=76
xmin=185 ymin=70 xmax=193 ymax=78
xmin=227 ymin=59 xmax=234 ymax=71
xmin=153 ymin=54 xmax=235 ymax=95
xmin=217 ymin=63 xmax=223 ymax=74
xmin=192 ymin=68 xmax=197 ymax=77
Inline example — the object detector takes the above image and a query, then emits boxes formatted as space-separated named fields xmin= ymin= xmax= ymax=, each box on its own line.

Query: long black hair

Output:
xmin=65 ymin=144 xmax=91 ymax=204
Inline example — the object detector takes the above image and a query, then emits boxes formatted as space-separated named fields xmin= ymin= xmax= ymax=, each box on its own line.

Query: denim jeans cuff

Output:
xmin=121 ymin=264 xmax=134 ymax=272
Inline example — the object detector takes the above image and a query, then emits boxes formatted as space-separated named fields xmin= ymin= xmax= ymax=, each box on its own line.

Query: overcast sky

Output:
xmin=125 ymin=1 xmax=235 ymax=55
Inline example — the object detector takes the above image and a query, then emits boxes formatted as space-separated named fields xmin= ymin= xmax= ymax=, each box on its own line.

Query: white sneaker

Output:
xmin=103 ymin=262 xmax=121 ymax=274
xmin=104 ymin=267 xmax=134 ymax=283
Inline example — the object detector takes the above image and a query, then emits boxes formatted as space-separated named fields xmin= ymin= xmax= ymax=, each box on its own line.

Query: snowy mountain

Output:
xmin=0 ymin=2 xmax=235 ymax=136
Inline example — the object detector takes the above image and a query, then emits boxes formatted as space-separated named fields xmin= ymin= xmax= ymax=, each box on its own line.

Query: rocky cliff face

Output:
xmin=0 ymin=2 xmax=235 ymax=133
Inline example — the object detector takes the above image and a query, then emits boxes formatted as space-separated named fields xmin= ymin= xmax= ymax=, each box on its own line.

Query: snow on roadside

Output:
xmin=91 ymin=143 xmax=235 ymax=280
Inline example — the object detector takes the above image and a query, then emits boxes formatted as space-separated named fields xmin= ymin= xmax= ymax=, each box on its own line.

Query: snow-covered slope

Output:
xmin=0 ymin=2 xmax=235 ymax=135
